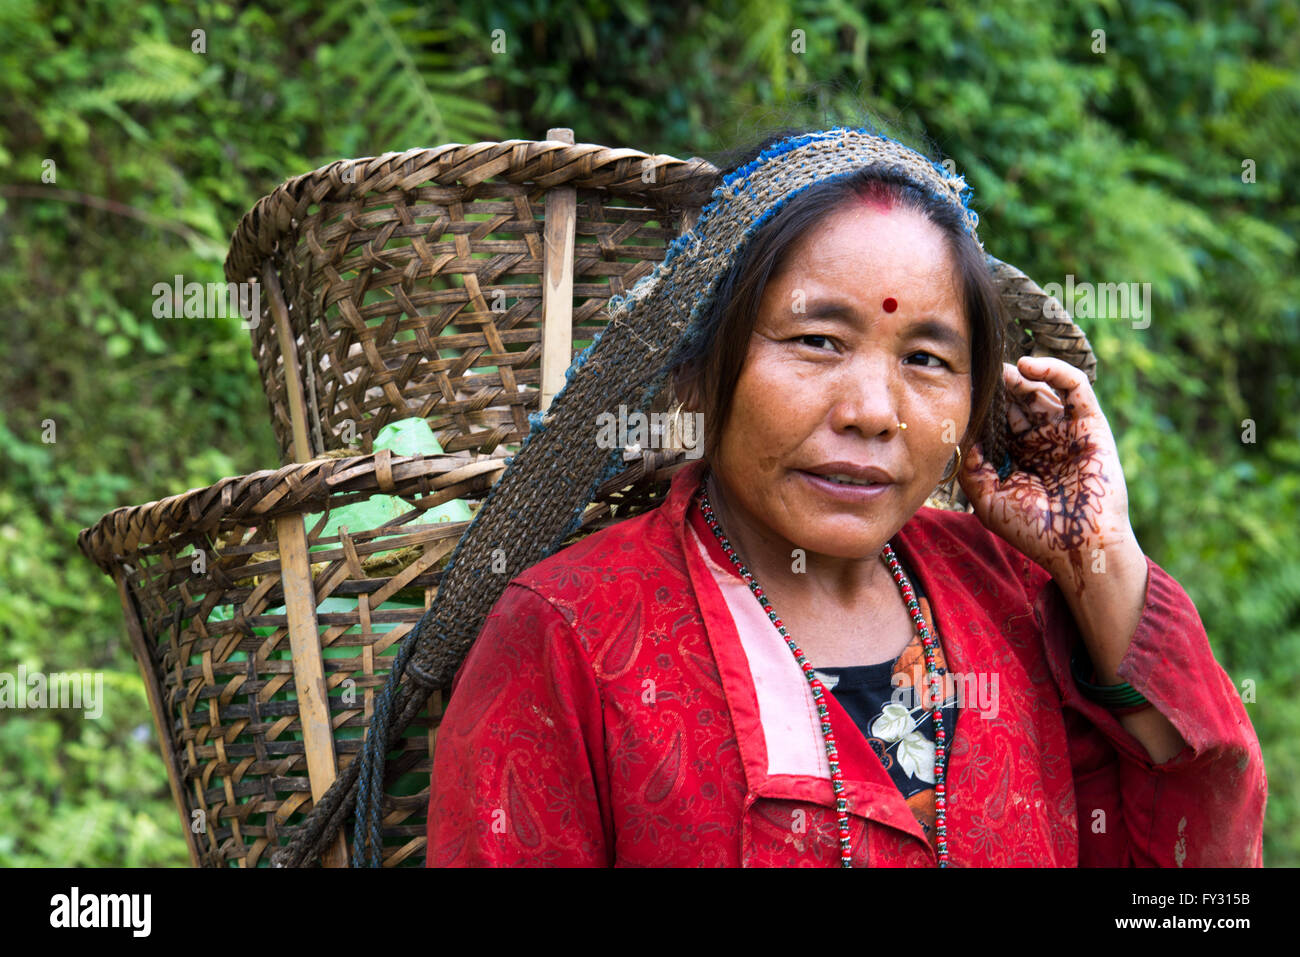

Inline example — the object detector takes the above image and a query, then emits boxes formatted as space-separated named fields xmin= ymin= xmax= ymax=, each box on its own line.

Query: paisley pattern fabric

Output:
xmin=427 ymin=458 xmax=1266 ymax=867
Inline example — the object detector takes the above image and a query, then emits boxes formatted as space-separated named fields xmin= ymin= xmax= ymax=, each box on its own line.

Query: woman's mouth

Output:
xmin=797 ymin=470 xmax=893 ymax=501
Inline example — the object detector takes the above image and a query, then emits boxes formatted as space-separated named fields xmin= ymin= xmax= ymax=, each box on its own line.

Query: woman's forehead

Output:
xmin=772 ymin=240 xmax=966 ymax=331
xmin=780 ymin=266 xmax=963 ymax=314
xmin=795 ymin=204 xmax=953 ymax=267
xmin=789 ymin=205 xmax=953 ymax=275
xmin=769 ymin=206 xmax=956 ymax=308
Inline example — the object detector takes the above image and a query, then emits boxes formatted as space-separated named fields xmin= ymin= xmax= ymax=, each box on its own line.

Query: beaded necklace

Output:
xmin=695 ymin=476 xmax=950 ymax=867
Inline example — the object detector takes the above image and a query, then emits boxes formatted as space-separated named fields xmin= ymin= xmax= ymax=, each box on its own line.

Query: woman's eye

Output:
xmin=794 ymin=334 xmax=834 ymax=350
xmin=906 ymin=351 xmax=946 ymax=368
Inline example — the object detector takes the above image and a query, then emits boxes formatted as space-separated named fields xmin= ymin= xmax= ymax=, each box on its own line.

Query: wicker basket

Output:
xmin=223 ymin=129 xmax=718 ymax=464
xmin=81 ymin=131 xmax=1095 ymax=867
xmin=76 ymin=447 xmax=688 ymax=866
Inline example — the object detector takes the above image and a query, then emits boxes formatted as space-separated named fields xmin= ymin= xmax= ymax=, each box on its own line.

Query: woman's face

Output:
xmin=709 ymin=202 xmax=973 ymax=562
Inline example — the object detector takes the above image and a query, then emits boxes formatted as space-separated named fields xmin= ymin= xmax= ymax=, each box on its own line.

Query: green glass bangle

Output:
xmin=1070 ymin=642 xmax=1151 ymax=710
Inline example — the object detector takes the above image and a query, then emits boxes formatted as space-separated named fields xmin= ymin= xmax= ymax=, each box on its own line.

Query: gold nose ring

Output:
xmin=897 ymin=421 xmax=907 ymax=430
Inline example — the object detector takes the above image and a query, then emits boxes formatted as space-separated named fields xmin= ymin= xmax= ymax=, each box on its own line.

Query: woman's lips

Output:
xmin=797 ymin=470 xmax=893 ymax=501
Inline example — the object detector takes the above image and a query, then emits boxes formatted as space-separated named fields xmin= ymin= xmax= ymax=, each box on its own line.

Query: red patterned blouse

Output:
xmin=426 ymin=458 xmax=1266 ymax=866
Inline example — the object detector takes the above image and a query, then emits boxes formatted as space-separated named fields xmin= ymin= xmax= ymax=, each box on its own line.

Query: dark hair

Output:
xmin=669 ymin=127 xmax=1006 ymax=476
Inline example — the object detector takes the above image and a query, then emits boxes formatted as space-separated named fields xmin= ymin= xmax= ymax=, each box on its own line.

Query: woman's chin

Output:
xmin=787 ymin=518 xmax=899 ymax=559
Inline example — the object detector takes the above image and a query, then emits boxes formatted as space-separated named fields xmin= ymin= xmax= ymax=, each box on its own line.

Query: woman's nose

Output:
xmin=826 ymin=361 xmax=902 ymax=437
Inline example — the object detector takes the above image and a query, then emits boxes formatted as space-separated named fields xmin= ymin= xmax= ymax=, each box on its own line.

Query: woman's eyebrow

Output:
xmin=793 ymin=305 xmax=967 ymax=350
xmin=906 ymin=319 xmax=968 ymax=351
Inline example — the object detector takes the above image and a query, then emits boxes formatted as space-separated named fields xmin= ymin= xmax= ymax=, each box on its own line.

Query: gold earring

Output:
xmin=940 ymin=443 xmax=964 ymax=484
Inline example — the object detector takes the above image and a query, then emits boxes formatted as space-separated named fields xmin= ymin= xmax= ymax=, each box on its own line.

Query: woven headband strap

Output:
xmin=711 ymin=126 xmax=979 ymax=243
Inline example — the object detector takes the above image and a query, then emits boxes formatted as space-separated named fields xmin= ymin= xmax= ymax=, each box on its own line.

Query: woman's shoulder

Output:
xmin=508 ymin=501 xmax=686 ymax=609
xmin=477 ymin=502 xmax=688 ymax=672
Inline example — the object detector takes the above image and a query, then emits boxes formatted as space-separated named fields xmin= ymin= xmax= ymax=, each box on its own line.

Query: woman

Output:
xmin=426 ymin=126 xmax=1266 ymax=867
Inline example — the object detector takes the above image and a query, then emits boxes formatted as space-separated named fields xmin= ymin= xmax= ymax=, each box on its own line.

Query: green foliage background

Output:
xmin=0 ymin=0 xmax=1295 ymax=866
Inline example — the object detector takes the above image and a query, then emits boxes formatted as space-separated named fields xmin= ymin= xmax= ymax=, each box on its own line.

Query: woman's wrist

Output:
xmin=1070 ymin=640 xmax=1152 ymax=713
xmin=1052 ymin=534 xmax=1148 ymax=682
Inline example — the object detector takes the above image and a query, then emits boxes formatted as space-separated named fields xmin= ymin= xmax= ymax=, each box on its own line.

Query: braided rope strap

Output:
xmin=274 ymin=126 xmax=996 ymax=867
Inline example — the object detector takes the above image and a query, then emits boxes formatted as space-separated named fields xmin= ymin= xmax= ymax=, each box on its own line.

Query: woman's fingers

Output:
xmin=1004 ymin=362 xmax=1062 ymax=401
xmin=958 ymin=443 xmax=1000 ymax=524
xmin=1002 ymin=361 xmax=1064 ymax=429
xmin=1007 ymin=400 xmax=1034 ymax=435
xmin=1014 ymin=355 xmax=1096 ymax=418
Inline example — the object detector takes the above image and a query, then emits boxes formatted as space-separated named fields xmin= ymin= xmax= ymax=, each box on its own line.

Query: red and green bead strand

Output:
xmin=882 ymin=544 xmax=950 ymax=864
xmin=697 ymin=479 xmax=950 ymax=868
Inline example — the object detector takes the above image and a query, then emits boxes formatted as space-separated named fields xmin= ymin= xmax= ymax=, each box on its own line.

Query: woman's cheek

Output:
xmin=913 ymin=378 xmax=970 ymax=437
xmin=746 ymin=360 xmax=818 ymax=435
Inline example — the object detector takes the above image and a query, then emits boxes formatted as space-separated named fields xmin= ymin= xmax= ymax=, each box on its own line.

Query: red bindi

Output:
xmin=882 ymin=297 xmax=898 ymax=313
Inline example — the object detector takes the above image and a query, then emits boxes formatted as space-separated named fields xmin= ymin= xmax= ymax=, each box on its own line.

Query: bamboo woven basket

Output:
xmin=224 ymin=129 xmax=719 ymax=464
xmin=77 ymin=446 xmax=685 ymax=867
xmin=79 ymin=130 xmax=1095 ymax=867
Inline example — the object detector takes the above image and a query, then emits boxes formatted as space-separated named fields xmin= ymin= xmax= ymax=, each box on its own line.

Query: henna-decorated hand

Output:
xmin=957 ymin=356 xmax=1140 ymax=595
xmin=954 ymin=358 xmax=1185 ymax=764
